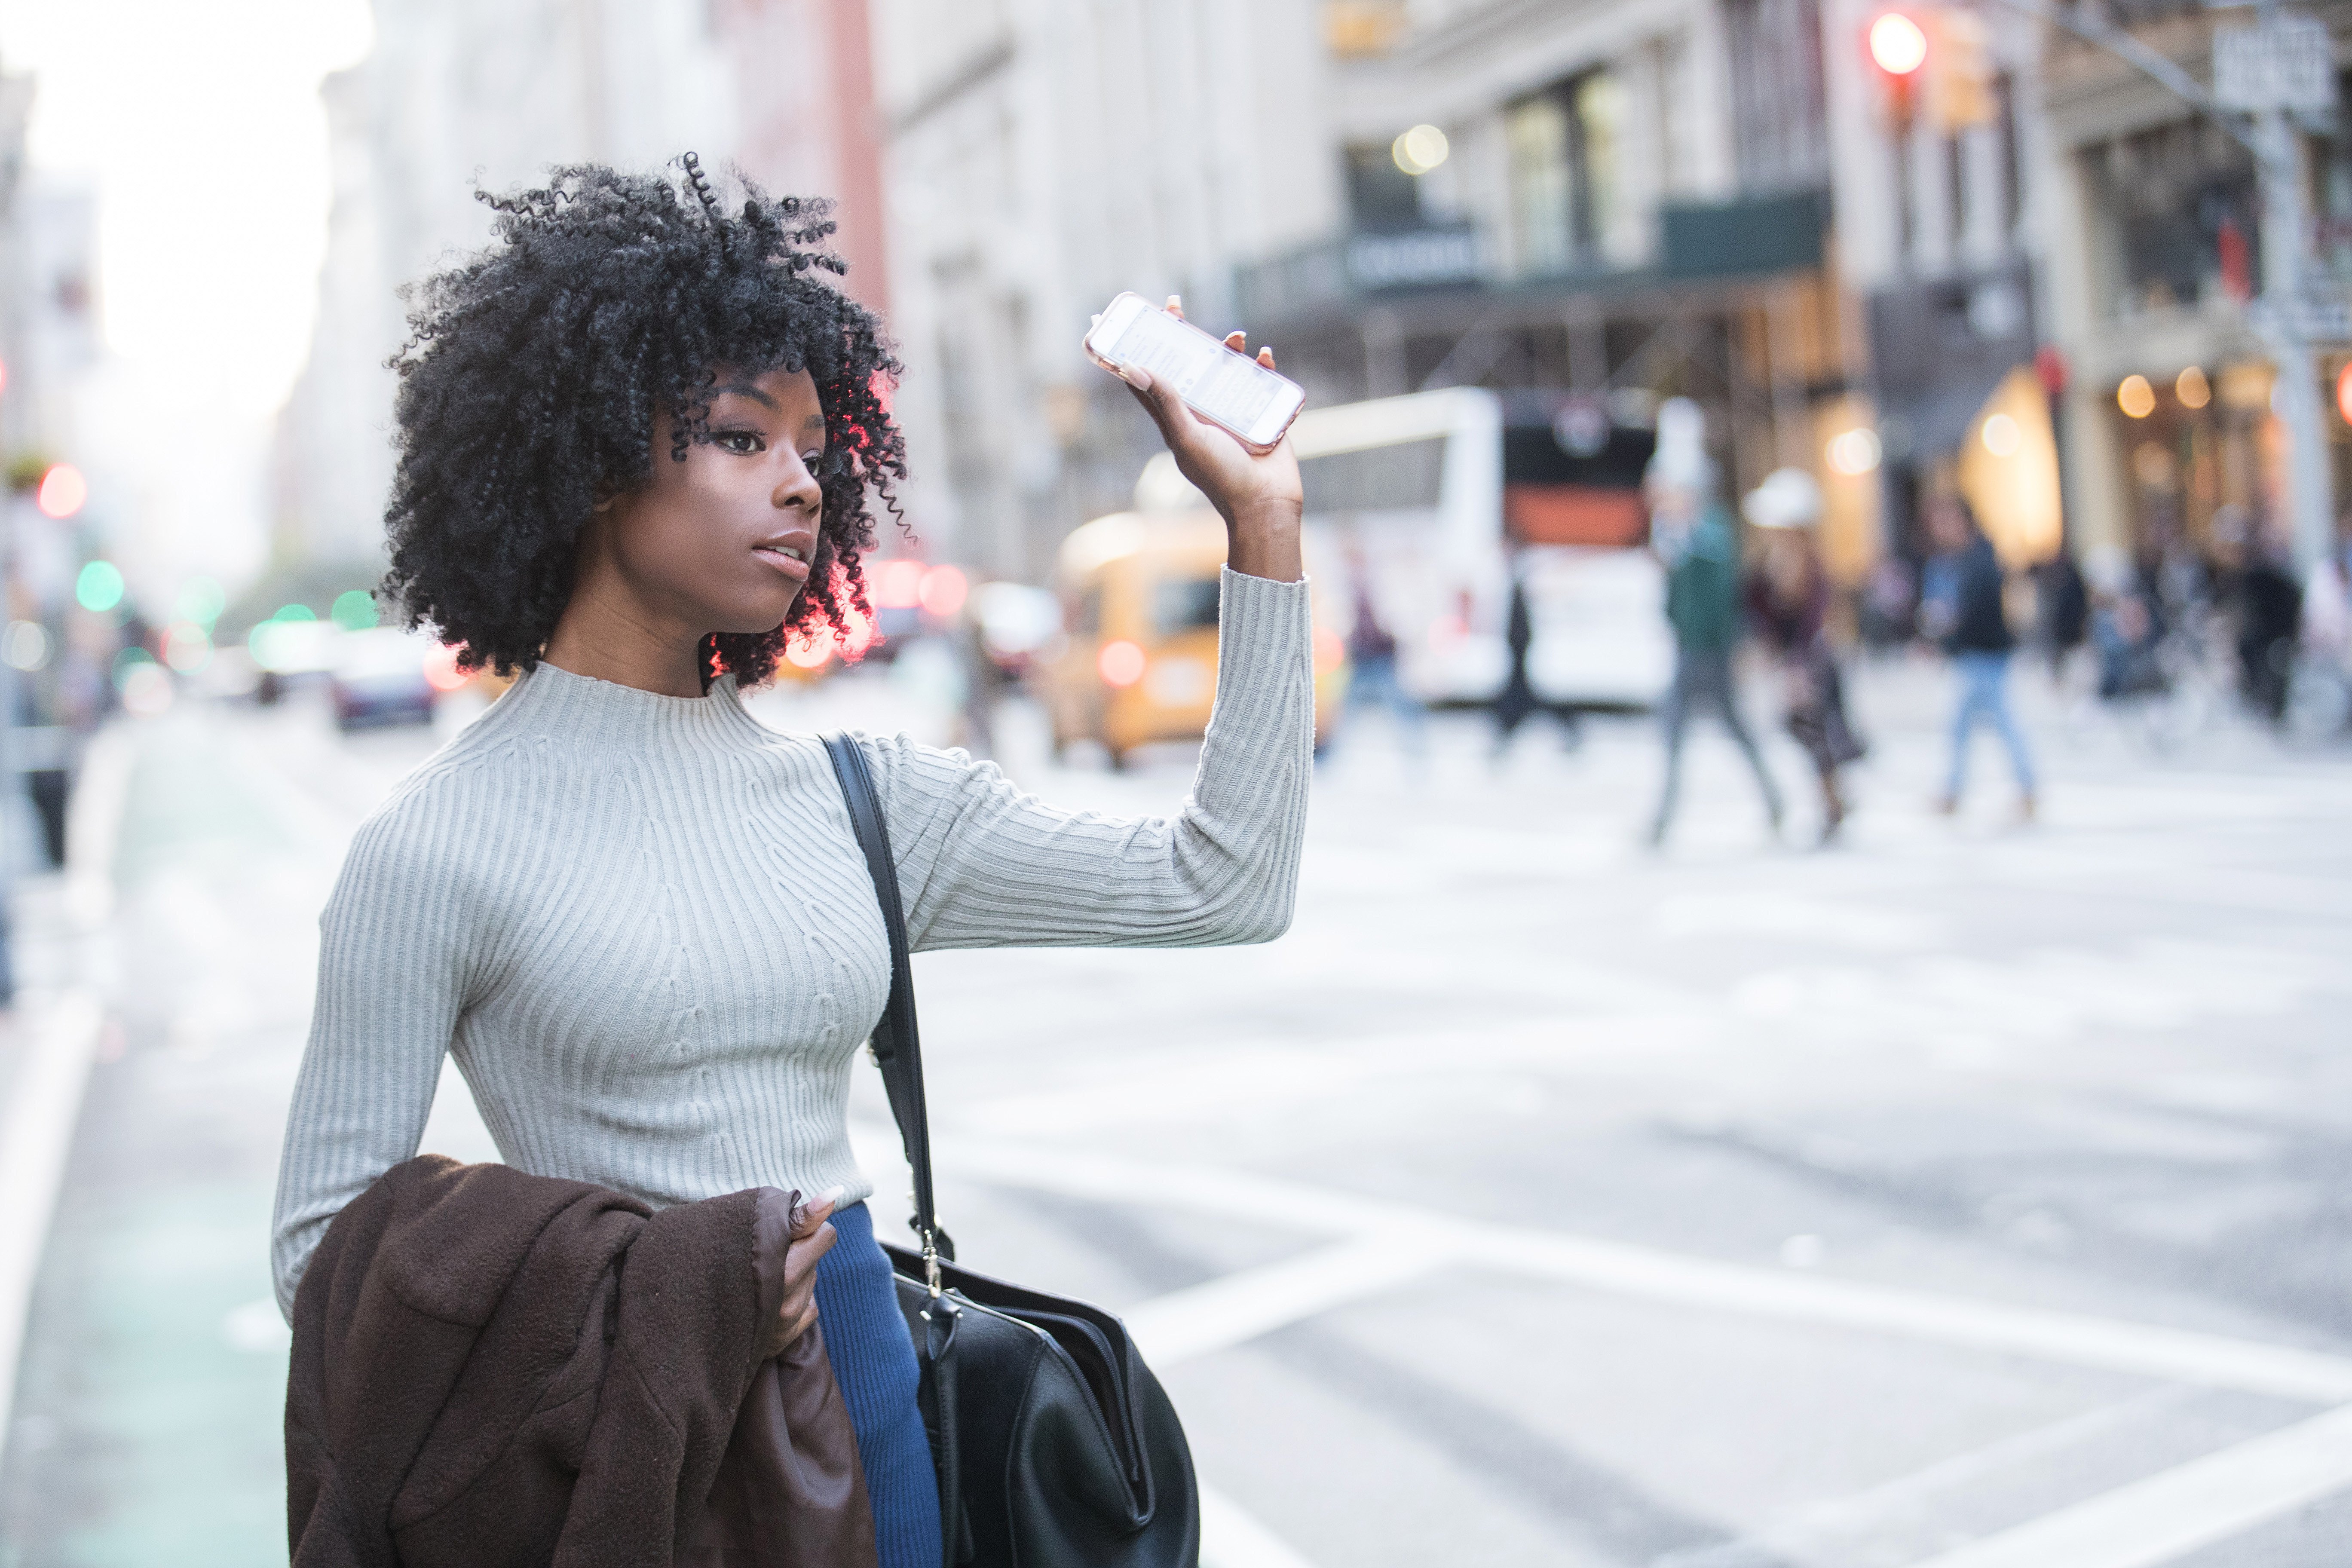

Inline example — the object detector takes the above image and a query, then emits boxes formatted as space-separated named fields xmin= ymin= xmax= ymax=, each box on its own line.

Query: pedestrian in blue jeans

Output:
xmin=1923 ymin=496 xmax=2037 ymax=820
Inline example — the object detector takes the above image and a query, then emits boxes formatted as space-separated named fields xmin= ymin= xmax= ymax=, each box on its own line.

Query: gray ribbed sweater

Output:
xmin=270 ymin=568 xmax=1313 ymax=1316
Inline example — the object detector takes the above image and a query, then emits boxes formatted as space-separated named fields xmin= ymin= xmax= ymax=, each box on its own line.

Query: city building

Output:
xmin=1828 ymin=0 xmax=2059 ymax=577
xmin=2034 ymin=0 xmax=2352 ymax=575
xmin=274 ymin=0 xmax=738 ymax=585
xmin=869 ymin=0 xmax=1342 ymax=580
xmin=1237 ymin=0 xmax=1875 ymax=576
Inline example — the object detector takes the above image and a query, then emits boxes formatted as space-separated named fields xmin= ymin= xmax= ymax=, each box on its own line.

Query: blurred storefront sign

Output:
xmin=2212 ymin=16 xmax=2335 ymax=113
xmin=1238 ymin=224 xmax=1485 ymax=320
xmin=1660 ymin=190 xmax=1828 ymax=279
xmin=1868 ymin=265 xmax=2039 ymax=460
xmin=1344 ymin=225 xmax=1485 ymax=291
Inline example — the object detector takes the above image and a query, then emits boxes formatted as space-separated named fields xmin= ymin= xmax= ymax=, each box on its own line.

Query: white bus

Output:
xmin=1259 ymin=387 xmax=1672 ymax=709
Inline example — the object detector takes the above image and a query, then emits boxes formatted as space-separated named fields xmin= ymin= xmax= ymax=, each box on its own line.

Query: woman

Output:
xmin=269 ymin=161 xmax=1311 ymax=1568
xmin=1742 ymin=468 xmax=1863 ymax=843
xmin=1922 ymin=494 xmax=2036 ymax=818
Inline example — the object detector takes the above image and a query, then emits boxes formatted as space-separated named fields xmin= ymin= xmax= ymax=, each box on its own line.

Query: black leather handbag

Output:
xmin=824 ymin=735 xmax=1201 ymax=1568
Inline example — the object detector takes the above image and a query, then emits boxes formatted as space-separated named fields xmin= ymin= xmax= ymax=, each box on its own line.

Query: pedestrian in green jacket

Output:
xmin=1648 ymin=478 xmax=1782 ymax=846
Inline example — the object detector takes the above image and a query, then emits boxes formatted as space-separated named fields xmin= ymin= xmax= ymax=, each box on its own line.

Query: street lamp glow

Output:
xmin=1868 ymin=12 xmax=1929 ymax=76
xmin=1098 ymin=639 xmax=1147 ymax=687
xmin=37 ymin=463 xmax=88 ymax=519
xmin=2175 ymin=366 xmax=2211 ymax=410
xmin=785 ymin=631 xmax=833 ymax=670
xmin=1825 ymin=428 xmax=1882 ymax=475
xmin=76 ymin=560 xmax=126 ymax=613
xmin=1392 ymin=124 xmax=1451 ymax=176
xmin=331 ymin=589 xmax=380 ymax=631
xmin=1980 ymin=413 xmax=2021 ymax=457
xmin=2116 ymin=375 xmax=2156 ymax=419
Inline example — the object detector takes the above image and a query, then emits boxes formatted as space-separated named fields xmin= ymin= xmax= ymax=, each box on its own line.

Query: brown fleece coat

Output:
xmin=285 ymin=1155 xmax=872 ymax=1568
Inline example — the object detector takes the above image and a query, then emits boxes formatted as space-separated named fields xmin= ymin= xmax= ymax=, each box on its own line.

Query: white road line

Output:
xmin=0 ymin=991 xmax=103 ymax=1456
xmin=1657 ymin=1388 xmax=2199 ymax=1568
xmin=1478 ymin=1224 xmax=2352 ymax=1404
xmin=1198 ymin=1483 xmax=1319 ymax=1568
xmin=63 ymin=725 xmax=133 ymax=929
xmin=941 ymin=1139 xmax=2352 ymax=1403
xmin=1126 ymin=1233 xmax=1449 ymax=1366
xmin=1903 ymin=1401 xmax=2352 ymax=1568
xmin=3 ymin=725 xmax=133 ymax=1456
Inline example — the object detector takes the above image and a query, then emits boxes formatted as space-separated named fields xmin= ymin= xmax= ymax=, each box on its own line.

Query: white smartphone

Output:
xmin=1084 ymin=291 xmax=1306 ymax=451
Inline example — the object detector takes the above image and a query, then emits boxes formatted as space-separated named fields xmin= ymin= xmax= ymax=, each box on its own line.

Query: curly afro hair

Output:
xmin=380 ymin=154 xmax=906 ymax=686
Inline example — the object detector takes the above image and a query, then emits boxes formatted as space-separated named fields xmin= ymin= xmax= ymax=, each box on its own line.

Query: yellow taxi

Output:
xmin=1041 ymin=506 xmax=1346 ymax=768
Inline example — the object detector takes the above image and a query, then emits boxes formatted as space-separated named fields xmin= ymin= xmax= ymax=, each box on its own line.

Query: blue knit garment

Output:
xmin=814 ymin=1201 xmax=942 ymax=1568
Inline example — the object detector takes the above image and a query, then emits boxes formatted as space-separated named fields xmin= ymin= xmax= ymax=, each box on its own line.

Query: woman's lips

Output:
xmin=753 ymin=545 xmax=812 ymax=583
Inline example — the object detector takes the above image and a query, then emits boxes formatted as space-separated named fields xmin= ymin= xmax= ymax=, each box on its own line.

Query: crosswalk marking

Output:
xmin=932 ymin=1134 xmax=2352 ymax=1405
xmin=1905 ymin=1402 xmax=2352 ymax=1568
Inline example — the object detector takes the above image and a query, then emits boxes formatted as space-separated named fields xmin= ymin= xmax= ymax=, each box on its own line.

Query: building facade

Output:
xmin=870 ymin=0 xmax=1342 ymax=581
xmin=2035 ymin=0 xmax=2352 ymax=578
xmin=275 ymin=0 xmax=739 ymax=582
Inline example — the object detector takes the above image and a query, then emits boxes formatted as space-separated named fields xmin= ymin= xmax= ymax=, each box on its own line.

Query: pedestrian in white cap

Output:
xmin=1742 ymin=468 xmax=1865 ymax=843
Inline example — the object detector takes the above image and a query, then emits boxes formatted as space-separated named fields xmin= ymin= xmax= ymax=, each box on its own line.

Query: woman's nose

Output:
xmin=776 ymin=458 xmax=822 ymax=512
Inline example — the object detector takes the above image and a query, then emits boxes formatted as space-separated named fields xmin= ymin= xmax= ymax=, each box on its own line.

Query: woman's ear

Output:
xmin=591 ymin=483 xmax=619 ymax=515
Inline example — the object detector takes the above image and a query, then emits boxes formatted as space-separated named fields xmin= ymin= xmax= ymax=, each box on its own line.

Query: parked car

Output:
xmin=328 ymin=627 xmax=442 ymax=730
xmin=1041 ymin=507 xmax=1346 ymax=768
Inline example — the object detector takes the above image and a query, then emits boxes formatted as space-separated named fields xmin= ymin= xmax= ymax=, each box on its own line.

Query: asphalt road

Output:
xmin=3 ymin=652 xmax=2350 ymax=1568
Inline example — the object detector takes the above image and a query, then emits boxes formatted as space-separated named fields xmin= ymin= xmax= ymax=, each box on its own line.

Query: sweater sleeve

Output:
xmin=270 ymin=794 xmax=479 ymax=1319
xmin=867 ymin=567 xmax=1314 ymax=952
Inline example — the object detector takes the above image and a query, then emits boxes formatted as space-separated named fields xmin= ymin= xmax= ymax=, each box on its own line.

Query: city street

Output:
xmin=3 ymin=659 xmax=2350 ymax=1567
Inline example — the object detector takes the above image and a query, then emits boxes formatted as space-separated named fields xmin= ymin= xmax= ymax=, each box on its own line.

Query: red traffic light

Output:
xmin=1869 ymin=12 xmax=1929 ymax=76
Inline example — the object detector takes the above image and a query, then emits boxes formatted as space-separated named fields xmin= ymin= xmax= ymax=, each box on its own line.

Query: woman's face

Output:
xmin=588 ymin=366 xmax=829 ymax=636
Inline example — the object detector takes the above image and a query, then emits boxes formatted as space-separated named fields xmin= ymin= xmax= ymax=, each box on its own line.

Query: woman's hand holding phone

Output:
xmin=1114 ymin=297 xmax=1304 ymax=584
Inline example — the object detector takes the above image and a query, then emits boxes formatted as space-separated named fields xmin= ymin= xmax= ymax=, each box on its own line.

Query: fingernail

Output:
xmin=1166 ymin=294 xmax=1181 ymax=310
xmin=1122 ymin=365 xmax=1152 ymax=391
xmin=819 ymin=1185 xmax=845 ymax=1206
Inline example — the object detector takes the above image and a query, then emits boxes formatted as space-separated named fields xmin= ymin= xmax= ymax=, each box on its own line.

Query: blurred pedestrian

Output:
xmin=270 ymin=164 xmax=1314 ymax=1568
xmin=1490 ymin=548 xmax=1540 ymax=755
xmin=1340 ymin=537 xmax=1425 ymax=759
xmin=2233 ymin=531 xmax=2301 ymax=723
xmin=1922 ymin=496 xmax=2036 ymax=820
xmin=1646 ymin=451 xmax=1780 ymax=845
xmin=1743 ymin=468 xmax=1863 ymax=843
xmin=2035 ymin=550 xmax=2089 ymax=686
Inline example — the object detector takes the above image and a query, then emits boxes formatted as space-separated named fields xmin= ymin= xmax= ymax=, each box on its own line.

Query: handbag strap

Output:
xmin=822 ymin=734 xmax=955 ymax=1285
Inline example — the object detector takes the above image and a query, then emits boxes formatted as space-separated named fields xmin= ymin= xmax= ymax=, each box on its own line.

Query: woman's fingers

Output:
xmin=1258 ymin=345 xmax=1277 ymax=371
xmin=798 ymin=1218 xmax=838 ymax=1266
xmin=1224 ymin=330 xmax=1246 ymax=353
xmin=1165 ymin=294 xmax=1183 ymax=321
xmin=1124 ymin=367 xmax=1197 ymax=446
xmin=769 ymin=1214 xmax=837 ymax=1352
xmin=790 ymin=1185 xmax=843 ymax=1241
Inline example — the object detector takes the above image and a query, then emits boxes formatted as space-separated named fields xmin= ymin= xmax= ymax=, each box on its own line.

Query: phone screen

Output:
xmin=1091 ymin=298 xmax=1302 ymax=446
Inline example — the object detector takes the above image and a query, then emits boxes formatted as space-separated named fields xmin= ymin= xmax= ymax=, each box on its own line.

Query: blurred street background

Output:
xmin=3 ymin=1 xmax=2352 ymax=1566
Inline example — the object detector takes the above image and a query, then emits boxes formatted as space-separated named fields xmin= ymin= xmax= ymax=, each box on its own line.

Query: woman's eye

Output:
xmin=716 ymin=431 xmax=765 ymax=454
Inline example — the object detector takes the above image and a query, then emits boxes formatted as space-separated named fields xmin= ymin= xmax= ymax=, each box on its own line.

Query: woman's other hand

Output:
xmin=1121 ymin=296 xmax=1304 ymax=583
xmin=773 ymin=1186 xmax=840 ymax=1351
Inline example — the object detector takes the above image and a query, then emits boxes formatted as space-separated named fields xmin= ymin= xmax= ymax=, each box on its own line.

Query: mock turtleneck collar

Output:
xmin=495 ymin=660 xmax=766 ymax=748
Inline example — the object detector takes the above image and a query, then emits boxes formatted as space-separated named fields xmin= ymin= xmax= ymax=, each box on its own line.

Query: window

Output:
xmin=2091 ymin=119 xmax=2257 ymax=315
xmin=1997 ymin=73 xmax=2023 ymax=236
xmin=1573 ymin=73 xmax=1622 ymax=253
xmin=1506 ymin=69 xmax=1619 ymax=275
xmin=1724 ymin=0 xmax=1828 ymax=194
xmin=1507 ymin=93 xmax=1574 ymax=275
xmin=1301 ymin=437 xmax=1448 ymax=515
xmin=1346 ymin=142 xmax=1422 ymax=233
xmin=1152 ymin=579 xmax=1222 ymax=640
